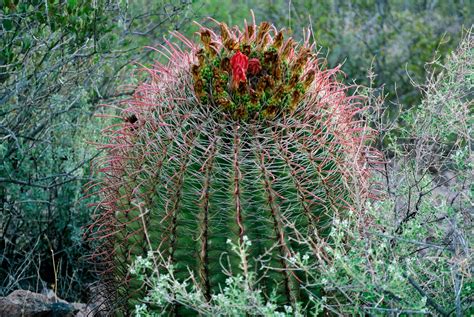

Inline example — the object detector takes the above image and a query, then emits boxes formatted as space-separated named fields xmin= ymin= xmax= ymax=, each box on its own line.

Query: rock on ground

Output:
xmin=0 ymin=290 xmax=91 ymax=317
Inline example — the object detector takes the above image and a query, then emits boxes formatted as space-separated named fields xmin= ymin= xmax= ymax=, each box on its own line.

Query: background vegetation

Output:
xmin=0 ymin=0 xmax=472 ymax=315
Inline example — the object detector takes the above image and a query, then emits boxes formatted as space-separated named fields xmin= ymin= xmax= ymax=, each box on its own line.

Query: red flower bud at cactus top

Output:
xmin=233 ymin=67 xmax=247 ymax=85
xmin=248 ymin=58 xmax=262 ymax=75
xmin=230 ymin=51 xmax=249 ymax=85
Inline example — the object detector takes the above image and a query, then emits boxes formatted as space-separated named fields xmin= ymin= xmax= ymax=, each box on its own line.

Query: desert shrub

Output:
xmin=0 ymin=0 xmax=192 ymax=302
xmin=299 ymin=29 xmax=473 ymax=315
xmin=130 ymin=238 xmax=305 ymax=316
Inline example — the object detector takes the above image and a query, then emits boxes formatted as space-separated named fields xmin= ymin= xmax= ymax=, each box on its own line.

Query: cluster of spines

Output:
xmin=192 ymin=21 xmax=317 ymax=120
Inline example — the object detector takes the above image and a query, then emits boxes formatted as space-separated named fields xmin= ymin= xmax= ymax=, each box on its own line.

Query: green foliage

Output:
xmin=0 ymin=2 xmax=114 ymax=300
xmin=130 ymin=237 xmax=305 ymax=316
xmin=0 ymin=0 xmax=193 ymax=301
xmin=308 ymin=31 xmax=472 ymax=315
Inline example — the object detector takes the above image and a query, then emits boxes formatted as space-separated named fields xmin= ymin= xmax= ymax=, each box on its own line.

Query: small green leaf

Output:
xmin=2 ymin=18 xmax=13 ymax=31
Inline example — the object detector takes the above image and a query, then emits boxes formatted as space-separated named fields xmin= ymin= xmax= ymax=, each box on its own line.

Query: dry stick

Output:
xmin=404 ymin=274 xmax=449 ymax=316
xmin=363 ymin=307 xmax=432 ymax=314
xmin=44 ymin=234 xmax=58 ymax=300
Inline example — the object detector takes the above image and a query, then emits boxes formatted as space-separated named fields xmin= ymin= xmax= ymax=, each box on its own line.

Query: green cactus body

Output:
xmin=91 ymin=16 xmax=374 ymax=315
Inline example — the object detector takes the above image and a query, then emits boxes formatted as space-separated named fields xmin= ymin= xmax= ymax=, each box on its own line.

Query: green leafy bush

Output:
xmin=297 ymin=30 xmax=473 ymax=315
xmin=0 ymin=0 xmax=192 ymax=301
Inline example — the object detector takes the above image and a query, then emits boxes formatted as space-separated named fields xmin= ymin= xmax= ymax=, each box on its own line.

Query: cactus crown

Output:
xmin=193 ymin=19 xmax=315 ymax=121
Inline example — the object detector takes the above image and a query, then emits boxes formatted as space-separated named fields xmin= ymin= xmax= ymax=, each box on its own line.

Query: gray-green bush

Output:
xmin=0 ymin=0 xmax=192 ymax=301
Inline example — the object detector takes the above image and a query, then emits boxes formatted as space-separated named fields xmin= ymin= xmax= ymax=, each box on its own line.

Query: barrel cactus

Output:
xmin=90 ymin=15 xmax=375 ymax=315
